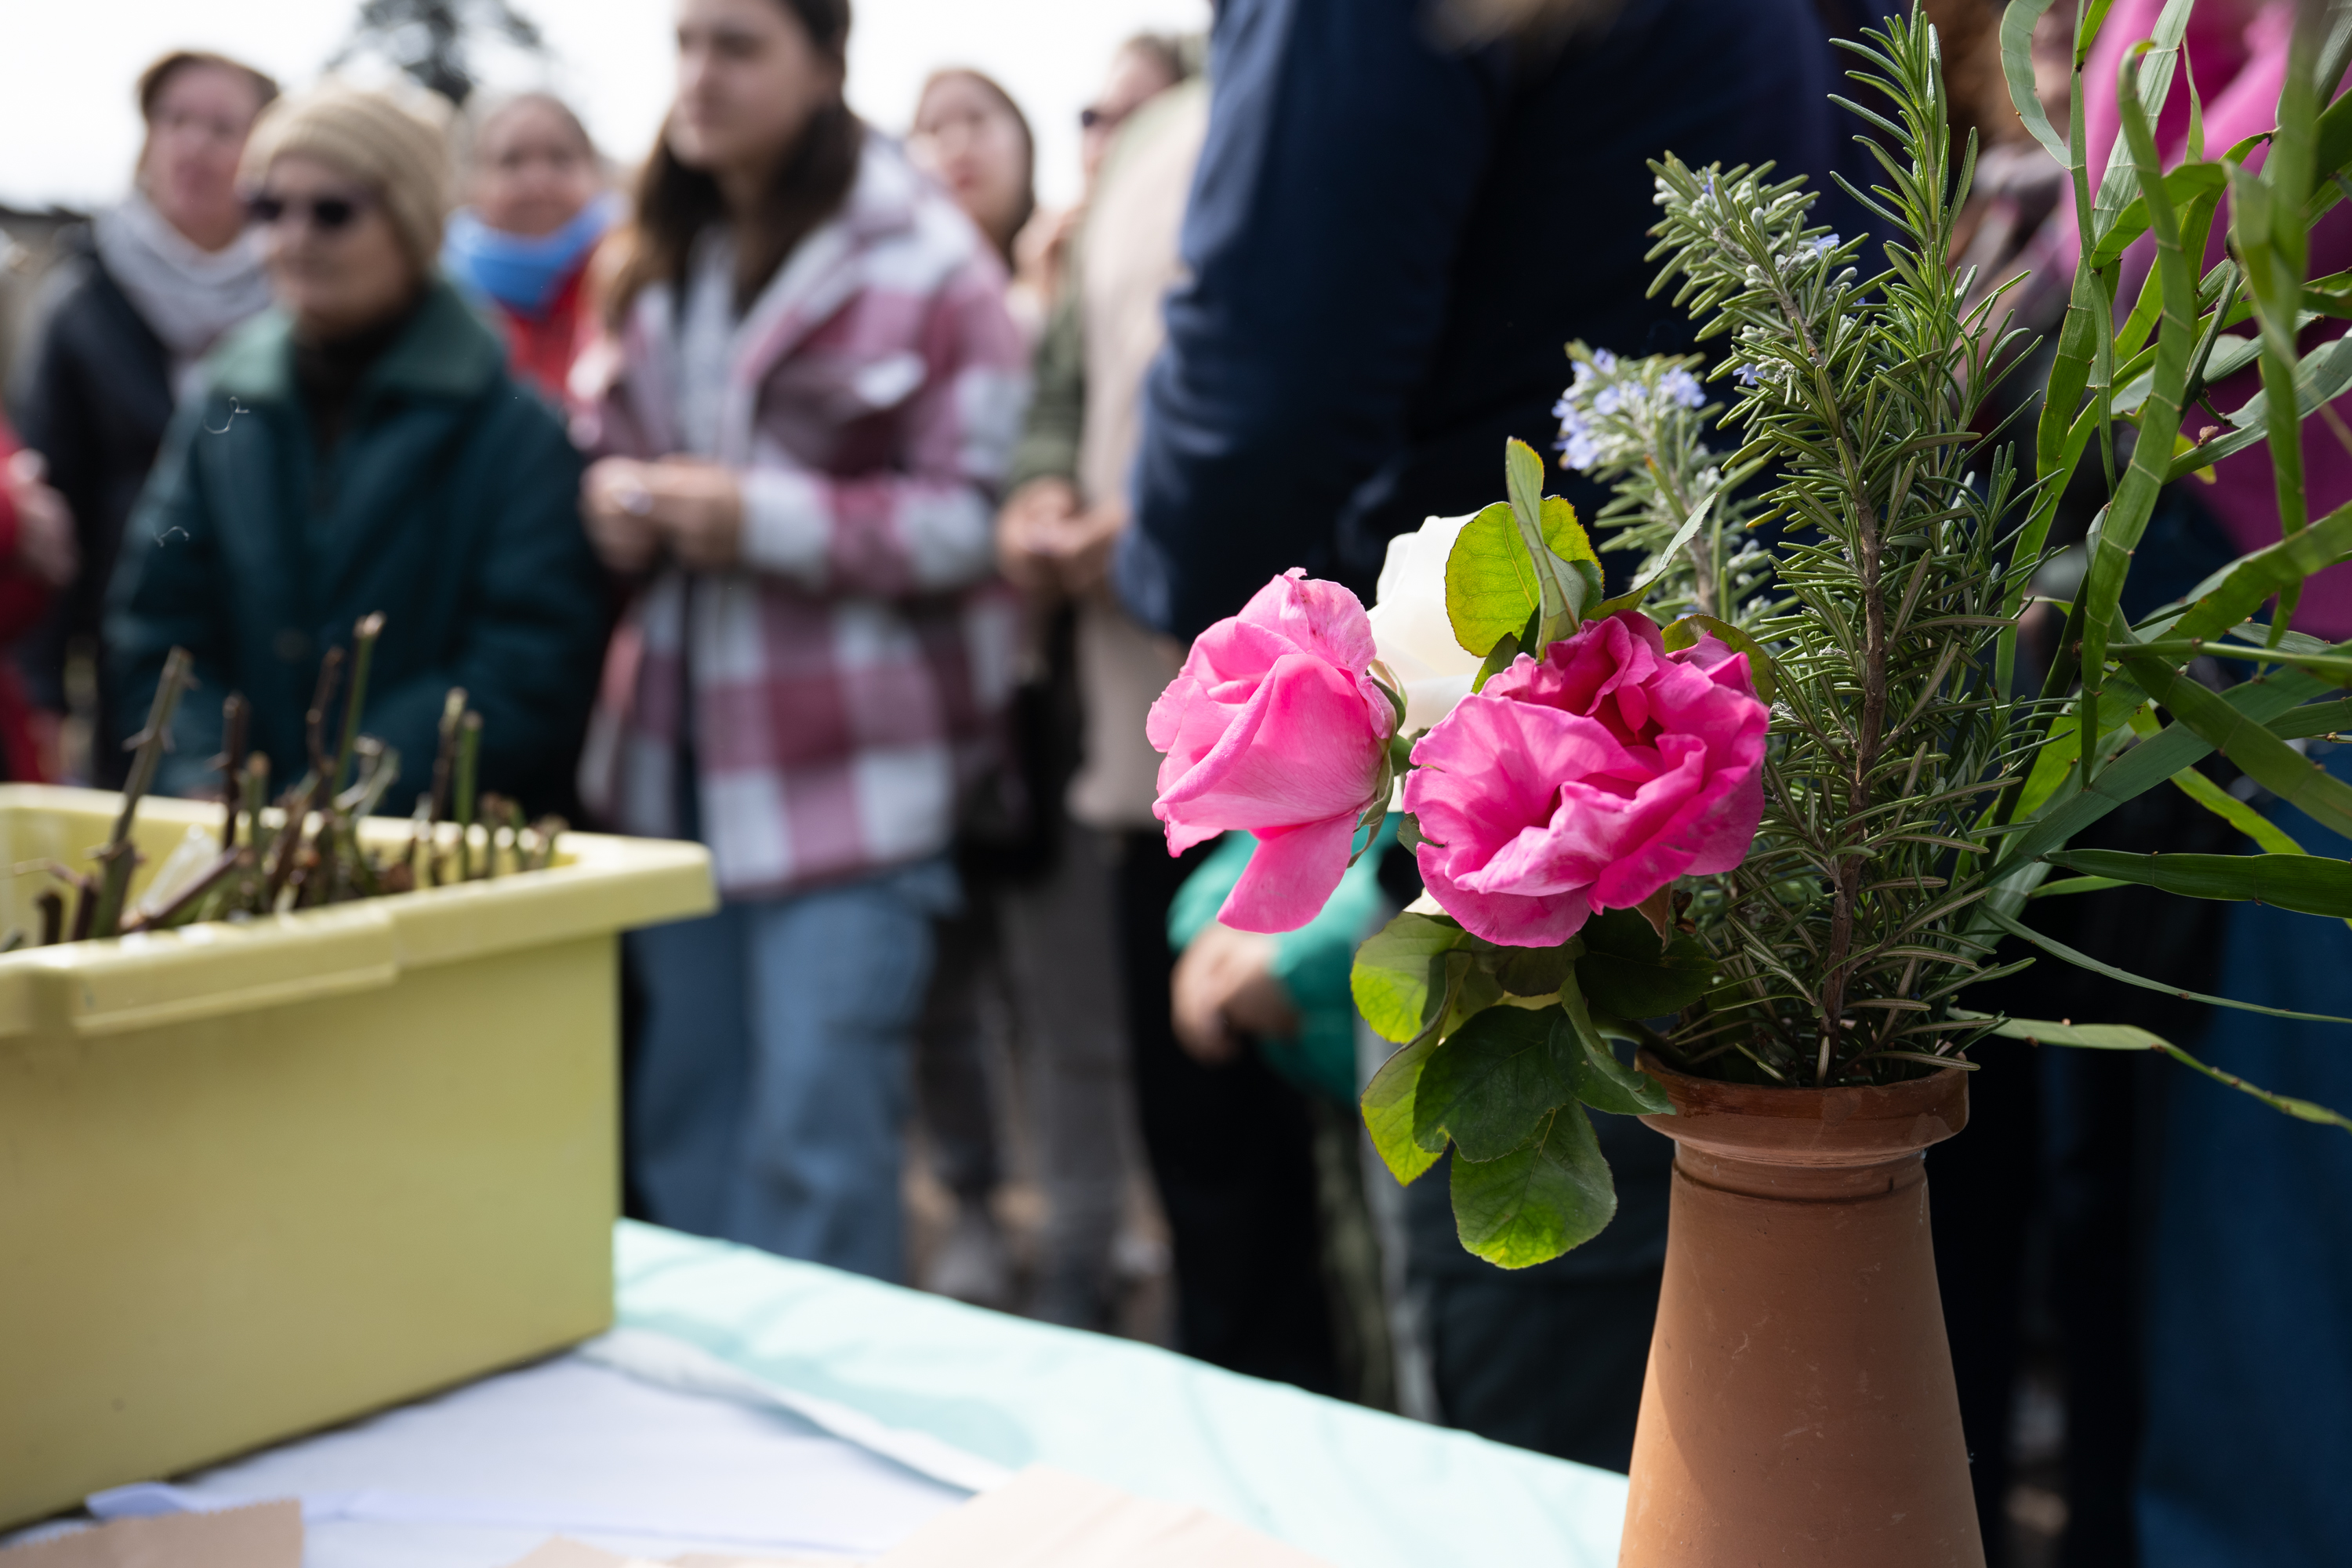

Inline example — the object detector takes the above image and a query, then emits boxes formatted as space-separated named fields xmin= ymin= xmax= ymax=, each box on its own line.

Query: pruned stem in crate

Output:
xmin=35 ymin=888 xmax=64 ymax=947
xmin=455 ymin=710 xmax=482 ymax=880
xmin=126 ymin=848 xmax=244 ymax=932
xmin=219 ymin=692 xmax=249 ymax=851
xmin=427 ymin=688 xmax=466 ymax=887
xmin=332 ymin=614 xmax=384 ymax=793
xmin=304 ymin=648 xmax=343 ymax=781
xmin=91 ymin=646 xmax=194 ymax=939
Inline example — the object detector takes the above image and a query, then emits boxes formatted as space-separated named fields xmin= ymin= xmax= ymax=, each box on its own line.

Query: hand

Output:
xmin=638 ymin=456 xmax=744 ymax=570
xmin=5 ymin=448 xmax=78 ymax=589
xmin=996 ymin=477 xmax=1080 ymax=593
xmin=1012 ymin=204 xmax=1083 ymax=302
xmin=581 ymin=457 xmax=661 ymax=575
xmin=582 ymin=456 xmax=745 ymax=572
xmin=1043 ymin=498 xmax=1127 ymax=596
xmin=1170 ymin=921 xmax=1301 ymax=1067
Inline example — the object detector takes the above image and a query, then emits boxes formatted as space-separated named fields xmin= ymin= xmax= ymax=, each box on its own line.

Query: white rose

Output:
xmin=1368 ymin=512 xmax=1482 ymax=735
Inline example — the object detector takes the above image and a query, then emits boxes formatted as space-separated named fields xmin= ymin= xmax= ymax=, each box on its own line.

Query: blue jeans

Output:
xmin=626 ymin=858 xmax=959 ymax=1280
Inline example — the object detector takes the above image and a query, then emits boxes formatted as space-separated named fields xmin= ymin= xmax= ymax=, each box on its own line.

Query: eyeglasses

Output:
xmin=245 ymin=190 xmax=372 ymax=233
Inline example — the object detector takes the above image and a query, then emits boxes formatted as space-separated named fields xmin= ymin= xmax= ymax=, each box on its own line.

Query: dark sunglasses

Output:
xmin=245 ymin=190 xmax=372 ymax=232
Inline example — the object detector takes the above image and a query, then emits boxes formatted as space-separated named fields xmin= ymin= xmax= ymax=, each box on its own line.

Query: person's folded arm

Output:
xmin=737 ymin=256 xmax=1030 ymax=599
xmin=1120 ymin=0 xmax=1498 ymax=640
xmin=362 ymin=413 xmax=603 ymax=816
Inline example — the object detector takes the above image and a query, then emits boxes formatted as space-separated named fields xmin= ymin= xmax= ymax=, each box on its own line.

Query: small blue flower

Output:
xmin=1592 ymin=348 xmax=1619 ymax=373
xmin=1800 ymin=232 xmax=1841 ymax=263
xmin=1592 ymin=385 xmax=1625 ymax=416
xmin=1733 ymin=364 xmax=1762 ymax=389
xmin=1661 ymin=368 xmax=1705 ymax=409
xmin=1560 ymin=431 xmax=1602 ymax=471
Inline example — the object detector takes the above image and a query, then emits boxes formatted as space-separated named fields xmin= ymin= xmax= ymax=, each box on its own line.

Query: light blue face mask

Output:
xmin=442 ymin=191 xmax=622 ymax=317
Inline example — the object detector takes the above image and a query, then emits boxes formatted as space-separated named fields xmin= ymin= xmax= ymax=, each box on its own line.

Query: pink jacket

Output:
xmin=575 ymin=137 xmax=1029 ymax=897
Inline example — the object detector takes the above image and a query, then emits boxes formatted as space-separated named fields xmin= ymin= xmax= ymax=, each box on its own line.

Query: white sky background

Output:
xmin=0 ymin=0 xmax=1211 ymax=215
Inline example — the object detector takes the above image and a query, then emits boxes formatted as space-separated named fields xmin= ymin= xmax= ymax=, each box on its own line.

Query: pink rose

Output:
xmin=1149 ymin=571 xmax=1397 ymax=932
xmin=1403 ymin=610 xmax=1767 ymax=946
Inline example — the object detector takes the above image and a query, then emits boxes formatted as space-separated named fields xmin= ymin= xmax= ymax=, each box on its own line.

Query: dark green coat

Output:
xmin=108 ymin=281 xmax=603 ymax=813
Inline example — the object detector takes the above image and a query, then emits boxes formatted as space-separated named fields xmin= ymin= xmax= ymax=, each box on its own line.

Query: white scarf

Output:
xmin=93 ymin=192 xmax=272 ymax=399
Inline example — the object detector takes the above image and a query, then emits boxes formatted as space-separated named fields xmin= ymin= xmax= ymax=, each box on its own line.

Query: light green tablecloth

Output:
xmin=615 ymin=1221 xmax=1628 ymax=1566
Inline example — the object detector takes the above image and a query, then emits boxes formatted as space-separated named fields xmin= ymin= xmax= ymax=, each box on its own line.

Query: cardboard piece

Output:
xmin=0 ymin=1501 xmax=300 ymax=1568
xmin=873 ymin=1468 xmax=1335 ymax=1567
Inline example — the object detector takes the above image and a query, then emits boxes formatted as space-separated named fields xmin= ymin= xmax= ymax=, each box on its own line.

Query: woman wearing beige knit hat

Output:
xmin=235 ymin=82 xmax=454 ymax=343
xmin=106 ymin=80 xmax=608 ymax=822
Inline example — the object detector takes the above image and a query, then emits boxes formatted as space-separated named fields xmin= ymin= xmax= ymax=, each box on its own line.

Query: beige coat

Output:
xmin=1066 ymin=80 xmax=1210 ymax=831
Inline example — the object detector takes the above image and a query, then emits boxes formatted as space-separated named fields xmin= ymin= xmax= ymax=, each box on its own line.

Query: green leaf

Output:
xmin=1504 ymin=439 xmax=1588 ymax=644
xmin=2114 ymin=641 xmax=2352 ymax=844
xmin=1574 ymin=906 xmax=1720 ymax=1018
xmin=2084 ymin=0 xmax=2194 ymax=251
xmin=2161 ymin=498 xmax=2352 ymax=643
xmin=1450 ymin=1104 xmax=1618 ymax=1269
xmin=2044 ymin=848 xmax=2352 ymax=916
xmin=2169 ymin=321 xmax=2352 ymax=481
xmin=1987 ymin=670 xmax=2350 ymax=927
xmin=1412 ymin=1005 xmax=1577 ymax=1162
xmin=1361 ymin=1029 xmax=1444 ymax=1185
xmin=1352 ymin=911 xmax=1475 ymax=1044
xmin=1559 ymin=979 xmax=1674 ymax=1115
xmin=2079 ymin=42 xmax=2202 ymax=782
xmin=1494 ymin=942 xmax=1576 ymax=998
xmin=2015 ymin=710 xmax=2085 ymax=818
xmin=1592 ymin=494 xmax=1715 ymax=619
xmin=1579 ymin=906 xmax=1668 ymax=960
xmin=1577 ymin=946 xmax=1719 ymax=1020
xmin=2086 ymin=160 xmax=2227 ymax=269
xmin=1446 ymin=494 xmax=1599 ymax=659
xmin=2030 ymin=875 xmax=2129 ymax=897
xmin=1999 ymin=0 xmax=2070 ymax=166
xmin=1982 ymin=906 xmax=2352 ymax=1025
xmin=2166 ymin=765 xmax=2308 ymax=856
xmin=1958 ymin=1010 xmax=2352 ymax=1134
xmin=1661 ymin=614 xmax=1779 ymax=703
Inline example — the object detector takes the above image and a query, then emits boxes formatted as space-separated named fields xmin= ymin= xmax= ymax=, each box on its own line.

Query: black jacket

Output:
xmin=1119 ymin=0 xmax=1891 ymax=640
xmin=6 ymin=226 xmax=176 ymax=777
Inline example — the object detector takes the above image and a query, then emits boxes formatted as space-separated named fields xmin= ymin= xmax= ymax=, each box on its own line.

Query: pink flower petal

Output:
xmin=1220 ymin=812 xmax=1363 ymax=933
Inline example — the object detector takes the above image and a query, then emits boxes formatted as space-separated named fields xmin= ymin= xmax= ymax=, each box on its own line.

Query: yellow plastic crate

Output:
xmin=0 ymin=784 xmax=714 ymax=1527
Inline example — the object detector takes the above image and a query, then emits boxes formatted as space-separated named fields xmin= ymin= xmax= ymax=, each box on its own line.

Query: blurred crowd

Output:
xmin=2 ymin=1 xmax=2347 ymax=1564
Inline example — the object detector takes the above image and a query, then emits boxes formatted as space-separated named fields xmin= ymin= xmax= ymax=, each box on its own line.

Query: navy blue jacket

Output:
xmin=1120 ymin=0 xmax=1878 ymax=639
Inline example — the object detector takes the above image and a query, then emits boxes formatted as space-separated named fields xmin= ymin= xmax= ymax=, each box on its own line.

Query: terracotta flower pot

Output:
xmin=1617 ymin=1051 xmax=1983 ymax=1567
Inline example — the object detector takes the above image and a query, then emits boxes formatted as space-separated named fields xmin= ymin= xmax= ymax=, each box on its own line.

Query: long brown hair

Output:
xmin=608 ymin=0 xmax=862 ymax=324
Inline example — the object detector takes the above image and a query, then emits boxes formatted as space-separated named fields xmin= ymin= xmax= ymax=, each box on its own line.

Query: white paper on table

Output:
xmin=873 ymin=1468 xmax=1338 ymax=1567
xmin=576 ymin=1328 xmax=1011 ymax=1494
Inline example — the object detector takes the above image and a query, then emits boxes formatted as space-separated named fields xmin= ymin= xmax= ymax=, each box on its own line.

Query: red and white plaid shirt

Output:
xmin=575 ymin=138 xmax=1029 ymax=898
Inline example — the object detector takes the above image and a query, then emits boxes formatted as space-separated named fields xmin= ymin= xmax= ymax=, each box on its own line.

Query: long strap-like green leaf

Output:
xmin=2079 ymin=43 xmax=2201 ymax=787
xmin=1955 ymin=1007 xmax=2352 ymax=1132
xmin=2042 ymin=847 xmax=2352 ymax=914
xmin=2114 ymin=639 xmax=2352 ymax=843
xmin=1984 ymin=906 xmax=2352 ymax=1022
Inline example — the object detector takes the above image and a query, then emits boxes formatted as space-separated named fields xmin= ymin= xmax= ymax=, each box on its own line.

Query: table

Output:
xmin=7 ymin=1222 xmax=1629 ymax=1566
